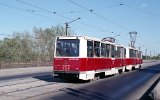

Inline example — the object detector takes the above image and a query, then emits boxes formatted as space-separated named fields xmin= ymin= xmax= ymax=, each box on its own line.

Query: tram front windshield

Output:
xmin=56 ymin=39 xmax=79 ymax=57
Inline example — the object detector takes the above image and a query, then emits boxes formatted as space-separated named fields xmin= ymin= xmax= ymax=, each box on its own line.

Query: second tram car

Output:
xmin=53 ymin=36 xmax=142 ymax=80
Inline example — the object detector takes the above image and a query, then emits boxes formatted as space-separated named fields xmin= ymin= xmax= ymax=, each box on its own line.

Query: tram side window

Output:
xmin=101 ymin=43 xmax=106 ymax=57
xmin=133 ymin=50 xmax=136 ymax=58
xmin=106 ymin=44 xmax=110 ymax=57
xmin=116 ymin=47 xmax=121 ymax=58
xmin=129 ymin=49 xmax=132 ymax=58
xmin=124 ymin=48 xmax=126 ymax=58
xmin=56 ymin=41 xmax=62 ymax=56
xmin=121 ymin=47 xmax=126 ymax=58
xmin=94 ymin=41 xmax=100 ymax=57
xmin=111 ymin=45 xmax=115 ymax=58
xmin=129 ymin=49 xmax=135 ymax=58
xmin=138 ymin=51 xmax=142 ymax=58
xmin=135 ymin=50 xmax=138 ymax=58
xmin=121 ymin=47 xmax=123 ymax=58
xmin=87 ymin=41 xmax=94 ymax=57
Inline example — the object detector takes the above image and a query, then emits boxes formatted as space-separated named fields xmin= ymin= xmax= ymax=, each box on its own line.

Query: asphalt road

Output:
xmin=0 ymin=72 xmax=50 ymax=81
xmin=30 ymin=61 xmax=160 ymax=100
xmin=0 ymin=61 xmax=159 ymax=100
xmin=0 ymin=67 xmax=52 ymax=81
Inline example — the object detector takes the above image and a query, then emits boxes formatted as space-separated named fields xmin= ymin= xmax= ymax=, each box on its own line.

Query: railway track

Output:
xmin=0 ymin=75 xmax=78 ymax=100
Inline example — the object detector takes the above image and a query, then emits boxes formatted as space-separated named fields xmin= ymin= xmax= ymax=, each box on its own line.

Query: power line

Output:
xmin=67 ymin=0 xmax=130 ymax=31
xmin=16 ymin=0 xmax=87 ymax=23
xmin=0 ymin=0 xmax=116 ymax=35
xmin=78 ymin=21 xmax=113 ymax=33
xmin=17 ymin=0 xmax=121 ymax=14
xmin=0 ymin=2 xmax=26 ymax=11
xmin=16 ymin=0 xmax=65 ymax=18
xmin=15 ymin=0 xmax=125 ymax=32
xmin=92 ymin=11 xmax=130 ymax=31
xmin=91 ymin=4 xmax=123 ymax=11
xmin=67 ymin=0 xmax=89 ymax=11
xmin=25 ymin=4 xmax=122 ymax=14
xmin=16 ymin=0 xmax=113 ymax=33
xmin=0 ymin=2 xmax=53 ymax=20
xmin=16 ymin=0 xmax=51 ymax=13
xmin=124 ymin=4 xmax=160 ymax=17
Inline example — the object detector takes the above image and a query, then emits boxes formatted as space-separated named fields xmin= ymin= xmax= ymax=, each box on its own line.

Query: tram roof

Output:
xmin=57 ymin=36 xmax=115 ymax=45
xmin=56 ymin=36 xmax=141 ymax=51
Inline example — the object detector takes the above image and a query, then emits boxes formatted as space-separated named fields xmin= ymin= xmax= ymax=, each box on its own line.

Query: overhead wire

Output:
xmin=16 ymin=0 xmax=113 ymax=33
xmin=0 ymin=2 xmax=53 ymax=20
xmin=122 ymin=3 xmax=160 ymax=50
xmin=0 ymin=2 xmax=26 ymax=11
xmin=92 ymin=4 xmax=123 ymax=11
xmin=124 ymin=4 xmax=160 ymax=17
xmin=16 ymin=0 xmax=72 ymax=19
xmin=67 ymin=0 xmax=130 ymax=31
xmin=22 ymin=4 xmax=122 ymax=14
xmin=16 ymin=0 xmax=122 ymax=14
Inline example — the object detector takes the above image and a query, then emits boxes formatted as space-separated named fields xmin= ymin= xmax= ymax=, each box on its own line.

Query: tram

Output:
xmin=53 ymin=36 xmax=142 ymax=80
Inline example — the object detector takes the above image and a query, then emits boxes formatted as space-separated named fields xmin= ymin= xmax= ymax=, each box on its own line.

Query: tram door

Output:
xmin=87 ymin=41 xmax=95 ymax=71
xmin=121 ymin=47 xmax=126 ymax=67
xmin=86 ymin=41 xmax=102 ymax=71
xmin=93 ymin=41 xmax=101 ymax=70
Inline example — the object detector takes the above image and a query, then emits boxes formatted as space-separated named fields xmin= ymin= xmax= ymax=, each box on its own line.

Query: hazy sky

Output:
xmin=0 ymin=0 xmax=160 ymax=55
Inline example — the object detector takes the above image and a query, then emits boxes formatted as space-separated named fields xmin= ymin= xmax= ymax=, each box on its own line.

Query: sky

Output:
xmin=0 ymin=0 xmax=160 ymax=56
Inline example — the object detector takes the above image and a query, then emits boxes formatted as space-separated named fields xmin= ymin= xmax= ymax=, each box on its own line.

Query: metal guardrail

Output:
xmin=140 ymin=77 xmax=160 ymax=100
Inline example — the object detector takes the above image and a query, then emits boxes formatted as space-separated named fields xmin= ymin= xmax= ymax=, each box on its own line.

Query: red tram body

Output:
xmin=53 ymin=36 xmax=142 ymax=80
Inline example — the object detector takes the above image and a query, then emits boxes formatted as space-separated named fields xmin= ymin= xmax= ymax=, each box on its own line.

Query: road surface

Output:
xmin=31 ymin=61 xmax=160 ymax=100
xmin=0 ymin=61 xmax=159 ymax=100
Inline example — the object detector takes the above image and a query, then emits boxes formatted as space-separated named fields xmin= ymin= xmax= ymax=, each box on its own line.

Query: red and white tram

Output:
xmin=53 ymin=36 xmax=142 ymax=80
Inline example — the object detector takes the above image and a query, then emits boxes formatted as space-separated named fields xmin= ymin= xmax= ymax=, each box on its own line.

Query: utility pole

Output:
xmin=65 ymin=17 xmax=81 ymax=36
xmin=150 ymin=50 xmax=152 ymax=60
xmin=65 ymin=22 xmax=69 ymax=36
xmin=145 ymin=49 xmax=147 ymax=60
xmin=129 ymin=31 xmax=137 ymax=48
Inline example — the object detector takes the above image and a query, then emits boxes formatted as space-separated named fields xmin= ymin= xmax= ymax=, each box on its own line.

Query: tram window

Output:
xmin=87 ymin=41 xmax=94 ymax=57
xmin=129 ymin=49 xmax=135 ymax=58
xmin=106 ymin=44 xmax=110 ymax=57
xmin=135 ymin=50 xmax=138 ymax=58
xmin=138 ymin=51 xmax=142 ymax=58
xmin=133 ymin=50 xmax=136 ymax=58
xmin=56 ymin=41 xmax=62 ymax=56
xmin=111 ymin=45 xmax=115 ymax=58
xmin=124 ymin=48 xmax=126 ymax=58
xmin=94 ymin=41 xmax=100 ymax=57
xmin=121 ymin=47 xmax=123 ymax=58
xmin=101 ymin=43 xmax=106 ymax=57
xmin=116 ymin=47 xmax=121 ymax=58
xmin=121 ymin=47 xmax=126 ymax=58
xmin=56 ymin=39 xmax=79 ymax=57
xmin=129 ymin=49 xmax=132 ymax=57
